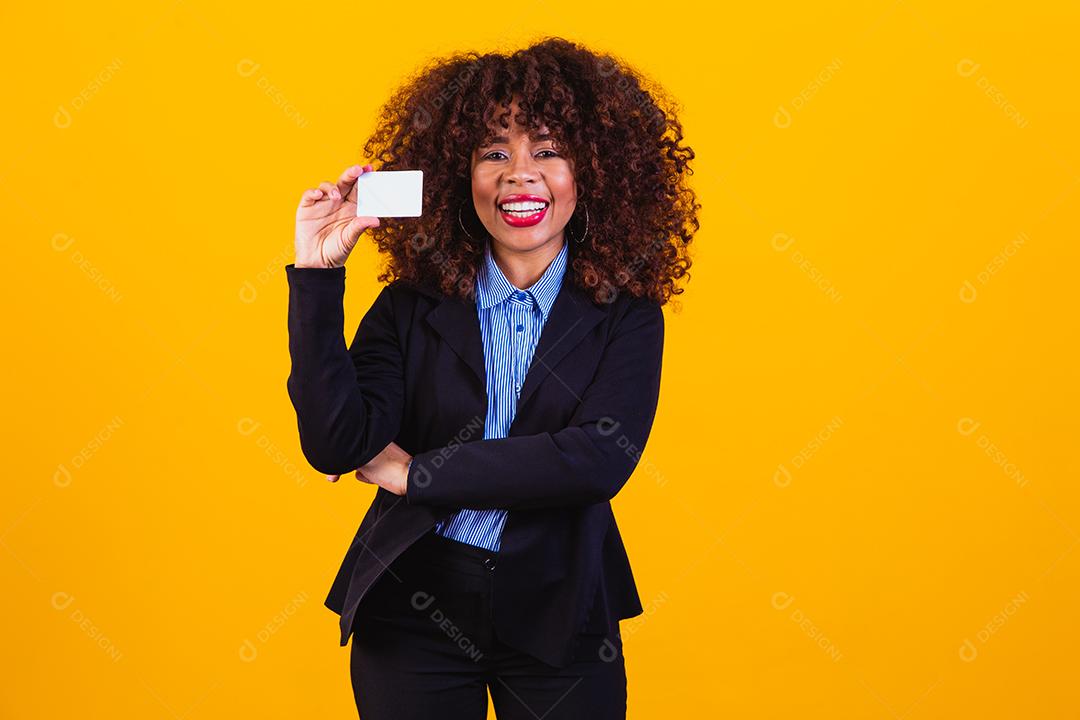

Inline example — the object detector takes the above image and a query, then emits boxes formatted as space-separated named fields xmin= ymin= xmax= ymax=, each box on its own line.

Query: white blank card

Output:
xmin=355 ymin=170 xmax=424 ymax=217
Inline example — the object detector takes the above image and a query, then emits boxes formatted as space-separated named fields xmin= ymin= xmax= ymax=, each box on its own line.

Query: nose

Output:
xmin=503 ymin=146 xmax=540 ymax=187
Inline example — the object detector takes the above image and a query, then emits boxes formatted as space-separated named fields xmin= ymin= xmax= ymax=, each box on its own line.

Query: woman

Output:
xmin=286 ymin=37 xmax=698 ymax=719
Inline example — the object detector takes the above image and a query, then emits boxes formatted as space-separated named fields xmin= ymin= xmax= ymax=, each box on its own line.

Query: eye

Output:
xmin=481 ymin=149 xmax=560 ymax=161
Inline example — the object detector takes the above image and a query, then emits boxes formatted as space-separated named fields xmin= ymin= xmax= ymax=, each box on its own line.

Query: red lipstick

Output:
xmin=497 ymin=194 xmax=550 ymax=228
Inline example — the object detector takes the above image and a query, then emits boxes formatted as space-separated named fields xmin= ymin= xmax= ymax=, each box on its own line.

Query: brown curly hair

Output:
xmin=359 ymin=36 xmax=699 ymax=307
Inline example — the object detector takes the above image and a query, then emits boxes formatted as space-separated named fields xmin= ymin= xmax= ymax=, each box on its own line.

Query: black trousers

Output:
xmin=350 ymin=528 xmax=627 ymax=719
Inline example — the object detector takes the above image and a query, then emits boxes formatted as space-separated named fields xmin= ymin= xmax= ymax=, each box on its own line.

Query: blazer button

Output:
xmin=483 ymin=557 xmax=497 ymax=571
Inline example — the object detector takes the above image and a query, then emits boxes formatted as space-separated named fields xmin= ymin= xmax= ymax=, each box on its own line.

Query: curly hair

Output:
xmin=359 ymin=36 xmax=699 ymax=307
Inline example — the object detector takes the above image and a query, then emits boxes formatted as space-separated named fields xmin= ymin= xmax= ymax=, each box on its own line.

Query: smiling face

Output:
xmin=470 ymin=98 xmax=577 ymax=257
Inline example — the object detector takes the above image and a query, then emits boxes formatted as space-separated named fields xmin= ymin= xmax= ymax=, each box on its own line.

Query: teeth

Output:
xmin=499 ymin=201 xmax=548 ymax=213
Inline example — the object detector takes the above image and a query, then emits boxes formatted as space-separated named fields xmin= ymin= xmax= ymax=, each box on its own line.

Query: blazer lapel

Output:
xmin=423 ymin=270 xmax=609 ymax=411
xmin=425 ymin=294 xmax=486 ymax=388
xmin=516 ymin=274 xmax=607 ymax=410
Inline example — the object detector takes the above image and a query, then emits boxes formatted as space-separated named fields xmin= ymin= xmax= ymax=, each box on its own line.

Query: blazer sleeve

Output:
xmin=405 ymin=296 xmax=664 ymax=510
xmin=285 ymin=264 xmax=405 ymax=476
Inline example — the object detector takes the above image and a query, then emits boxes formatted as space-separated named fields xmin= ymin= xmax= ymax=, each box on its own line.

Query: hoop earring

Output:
xmin=568 ymin=200 xmax=589 ymax=244
xmin=458 ymin=201 xmax=477 ymax=242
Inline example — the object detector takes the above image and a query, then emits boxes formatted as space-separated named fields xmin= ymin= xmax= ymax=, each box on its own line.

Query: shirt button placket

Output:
xmin=513 ymin=299 xmax=527 ymax=396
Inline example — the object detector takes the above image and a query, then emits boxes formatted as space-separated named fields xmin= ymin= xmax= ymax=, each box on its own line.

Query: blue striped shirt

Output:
xmin=430 ymin=238 xmax=569 ymax=551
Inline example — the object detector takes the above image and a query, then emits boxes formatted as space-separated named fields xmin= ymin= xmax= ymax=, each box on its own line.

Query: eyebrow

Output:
xmin=486 ymin=132 xmax=553 ymax=144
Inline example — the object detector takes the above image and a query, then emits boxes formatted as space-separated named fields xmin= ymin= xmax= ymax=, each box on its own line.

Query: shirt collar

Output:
xmin=476 ymin=240 xmax=568 ymax=322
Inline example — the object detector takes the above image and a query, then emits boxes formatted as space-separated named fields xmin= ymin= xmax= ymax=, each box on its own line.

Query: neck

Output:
xmin=490 ymin=235 xmax=565 ymax=289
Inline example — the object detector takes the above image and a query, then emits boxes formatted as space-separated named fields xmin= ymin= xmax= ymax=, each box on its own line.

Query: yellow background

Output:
xmin=3 ymin=1 xmax=1078 ymax=717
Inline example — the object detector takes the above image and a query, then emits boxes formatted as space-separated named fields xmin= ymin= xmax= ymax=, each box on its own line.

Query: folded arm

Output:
xmin=406 ymin=297 xmax=665 ymax=510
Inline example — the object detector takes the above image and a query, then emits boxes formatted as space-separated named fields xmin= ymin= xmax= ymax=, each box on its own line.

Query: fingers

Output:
xmin=299 ymin=164 xmax=373 ymax=209
xmin=299 ymin=188 xmax=326 ymax=208
xmin=317 ymin=181 xmax=340 ymax=202
xmin=299 ymin=182 xmax=340 ymax=212
xmin=335 ymin=164 xmax=373 ymax=204
xmin=327 ymin=470 xmax=374 ymax=483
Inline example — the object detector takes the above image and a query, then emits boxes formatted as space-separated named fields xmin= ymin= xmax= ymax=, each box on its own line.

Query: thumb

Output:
xmin=341 ymin=215 xmax=380 ymax=252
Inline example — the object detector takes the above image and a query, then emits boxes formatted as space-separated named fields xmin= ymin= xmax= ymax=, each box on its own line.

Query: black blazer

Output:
xmin=285 ymin=259 xmax=665 ymax=668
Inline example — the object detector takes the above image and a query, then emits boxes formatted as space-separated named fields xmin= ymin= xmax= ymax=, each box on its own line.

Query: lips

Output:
xmin=498 ymin=193 xmax=550 ymax=206
xmin=497 ymin=194 xmax=550 ymax=228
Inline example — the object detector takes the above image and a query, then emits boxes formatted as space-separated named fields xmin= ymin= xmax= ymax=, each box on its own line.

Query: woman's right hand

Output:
xmin=294 ymin=164 xmax=381 ymax=269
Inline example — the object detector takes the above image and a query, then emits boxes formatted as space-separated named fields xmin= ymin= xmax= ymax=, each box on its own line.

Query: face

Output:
xmin=470 ymin=99 xmax=577 ymax=256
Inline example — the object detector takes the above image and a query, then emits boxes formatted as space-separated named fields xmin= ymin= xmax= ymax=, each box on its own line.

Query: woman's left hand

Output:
xmin=324 ymin=441 xmax=412 ymax=496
